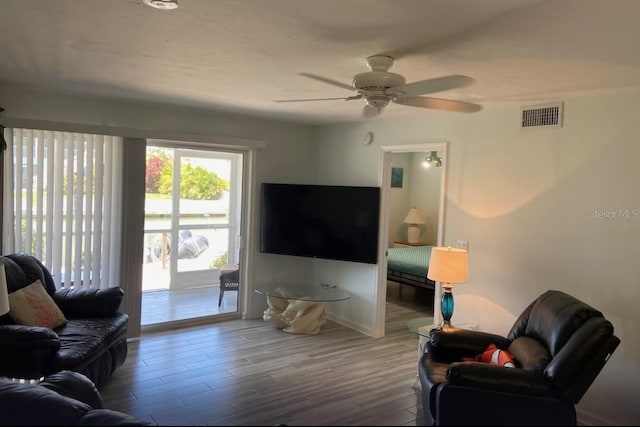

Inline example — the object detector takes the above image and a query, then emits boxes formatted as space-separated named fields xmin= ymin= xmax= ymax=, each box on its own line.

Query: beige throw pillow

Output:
xmin=8 ymin=280 xmax=67 ymax=329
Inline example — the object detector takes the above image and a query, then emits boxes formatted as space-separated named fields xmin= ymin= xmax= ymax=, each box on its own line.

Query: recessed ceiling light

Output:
xmin=143 ymin=0 xmax=178 ymax=10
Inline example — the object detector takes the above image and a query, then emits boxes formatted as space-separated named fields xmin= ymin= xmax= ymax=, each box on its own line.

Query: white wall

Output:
xmin=408 ymin=152 xmax=442 ymax=245
xmin=389 ymin=153 xmax=412 ymax=245
xmin=388 ymin=152 xmax=442 ymax=246
xmin=314 ymin=90 xmax=640 ymax=426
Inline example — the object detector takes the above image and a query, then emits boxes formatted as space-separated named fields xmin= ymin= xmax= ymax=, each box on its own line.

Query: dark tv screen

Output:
xmin=260 ymin=183 xmax=380 ymax=264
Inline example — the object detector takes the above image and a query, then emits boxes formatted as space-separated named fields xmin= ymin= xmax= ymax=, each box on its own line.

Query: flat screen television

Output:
xmin=260 ymin=183 xmax=380 ymax=264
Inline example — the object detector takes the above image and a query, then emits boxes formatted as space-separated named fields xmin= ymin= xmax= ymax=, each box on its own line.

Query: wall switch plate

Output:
xmin=456 ymin=240 xmax=469 ymax=250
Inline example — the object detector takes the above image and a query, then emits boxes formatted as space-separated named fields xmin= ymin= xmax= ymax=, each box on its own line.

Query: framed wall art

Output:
xmin=391 ymin=167 xmax=403 ymax=188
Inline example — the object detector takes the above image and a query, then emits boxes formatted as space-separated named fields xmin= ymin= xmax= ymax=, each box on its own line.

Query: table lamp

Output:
xmin=427 ymin=246 xmax=468 ymax=328
xmin=403 ymin=207 xmax=426 ymax=244
xmin=0 ymin=263 xmax=10 ymax=317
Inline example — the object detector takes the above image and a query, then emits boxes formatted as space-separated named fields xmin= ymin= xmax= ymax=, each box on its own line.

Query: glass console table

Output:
xmin=254 ymin=283 xmax=351 ymax=335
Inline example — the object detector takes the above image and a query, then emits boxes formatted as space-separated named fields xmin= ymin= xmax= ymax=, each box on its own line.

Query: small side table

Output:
xmin=409 ymin=319 xmax=478 ymax=390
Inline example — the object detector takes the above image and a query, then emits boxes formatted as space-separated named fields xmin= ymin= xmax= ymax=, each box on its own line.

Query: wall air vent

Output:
xmin=520 ymin=102 xmax=563 ymax=129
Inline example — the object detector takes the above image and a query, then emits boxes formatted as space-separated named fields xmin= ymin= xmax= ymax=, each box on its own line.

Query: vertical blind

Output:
xmin=2 ymin=128 xmax=123 ymax=290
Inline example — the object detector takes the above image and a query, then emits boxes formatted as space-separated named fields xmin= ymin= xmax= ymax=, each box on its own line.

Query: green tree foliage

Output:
xmin=210 ymin=252 xmax=228 ymax=269
xmin=181 ymin=163 xmax=228 ymax=200
xmin=158 ymin=161 xmax=229 ymax=200
xmin=158 ymin=163 xmax=173 ymax=195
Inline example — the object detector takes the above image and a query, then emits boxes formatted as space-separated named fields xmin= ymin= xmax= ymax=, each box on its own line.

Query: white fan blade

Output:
xmin=394 ymin=96 xmax=482 ymax=113
xmin=274 ymin=97 xmax=354 ymax=103
xmin=391 ymin=75 xmax=475 ymax=97
xmin=275 ymin=94 xmax=362 ymax=103
xmin=299 ymin=73 xmax=355 ymax=91
xmin=363 ymin=104 xmax=382 ymax=118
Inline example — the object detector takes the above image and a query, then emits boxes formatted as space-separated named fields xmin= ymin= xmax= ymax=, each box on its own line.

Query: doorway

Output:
xmin=141 ymin=144 xmax=244 ymax=326
xmin=373 ymin=141 xmax=448 ymax=338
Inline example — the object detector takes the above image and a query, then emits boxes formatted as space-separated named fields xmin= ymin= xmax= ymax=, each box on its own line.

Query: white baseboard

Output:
xmin=327 ymin=312 xmax=371 ymax=337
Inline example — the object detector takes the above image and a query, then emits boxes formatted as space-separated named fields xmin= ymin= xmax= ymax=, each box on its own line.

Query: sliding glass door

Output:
xmin=141 ymin=144 xmax=243 ymax=326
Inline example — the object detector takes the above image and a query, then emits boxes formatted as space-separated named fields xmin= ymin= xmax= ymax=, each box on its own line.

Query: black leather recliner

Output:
xmin=0 ymin=370 xmax=149 ymax=426
xmin=419 ymin=290 xmax=620 ymax=426
xmin=0 ymin=253 xmax=129 ymax=387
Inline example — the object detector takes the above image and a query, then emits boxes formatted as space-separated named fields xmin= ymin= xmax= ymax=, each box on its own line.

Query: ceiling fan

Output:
xmin=275 ymin=55 xmax=482 ymax=117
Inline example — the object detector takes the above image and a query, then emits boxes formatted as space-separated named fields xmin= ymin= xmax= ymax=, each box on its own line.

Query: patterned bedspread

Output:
xmin=386 ymin=245 xmax=433 ymax=277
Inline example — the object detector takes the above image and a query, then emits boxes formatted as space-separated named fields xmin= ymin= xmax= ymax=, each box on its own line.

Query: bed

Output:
xmin=386 ymin=244 xmax=435 ymax=290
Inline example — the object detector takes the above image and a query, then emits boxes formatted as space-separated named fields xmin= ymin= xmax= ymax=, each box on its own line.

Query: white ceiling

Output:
xmin=1 ymin=0 xmax=639 ymax=124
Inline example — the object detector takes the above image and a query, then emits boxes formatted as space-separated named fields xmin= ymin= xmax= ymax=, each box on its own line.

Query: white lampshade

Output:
xmin=404 ymin=207 xmax=426 ymax=244
xmin=403 ymin=207 xmax=426 ymax=225
xmin=0 ymin=263 xmax=10 ymax=316
xmin=427 ymin=247 xmax=469 ymax=285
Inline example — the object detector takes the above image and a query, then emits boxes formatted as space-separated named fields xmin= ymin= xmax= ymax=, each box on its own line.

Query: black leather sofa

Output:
xmin=0 ymin=253 xmax=129 ymax=387
xmin=419 ymin=290 xmax=620 ymax=425
xmin=0 ymin=370 xmax=149 ymax=426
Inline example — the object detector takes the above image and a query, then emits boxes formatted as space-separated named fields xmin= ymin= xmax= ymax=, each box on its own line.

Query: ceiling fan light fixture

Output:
xmin=365 ymin=94 xmax=391 ymax=110
xmin=143 ymin=0 xmax=178 ymax=10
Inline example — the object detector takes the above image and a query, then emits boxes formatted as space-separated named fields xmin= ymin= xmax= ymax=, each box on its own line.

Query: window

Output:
xmin=2 ymin=128 xmax=122 ymax=289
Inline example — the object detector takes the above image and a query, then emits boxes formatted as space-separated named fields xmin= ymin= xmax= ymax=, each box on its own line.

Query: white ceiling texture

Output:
xmin=0 ymin=0 xmax=639 ymax=124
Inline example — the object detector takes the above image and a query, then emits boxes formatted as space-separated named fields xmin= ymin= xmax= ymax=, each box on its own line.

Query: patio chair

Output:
xmin=218 ymin=265 xmax=239 ymax=307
